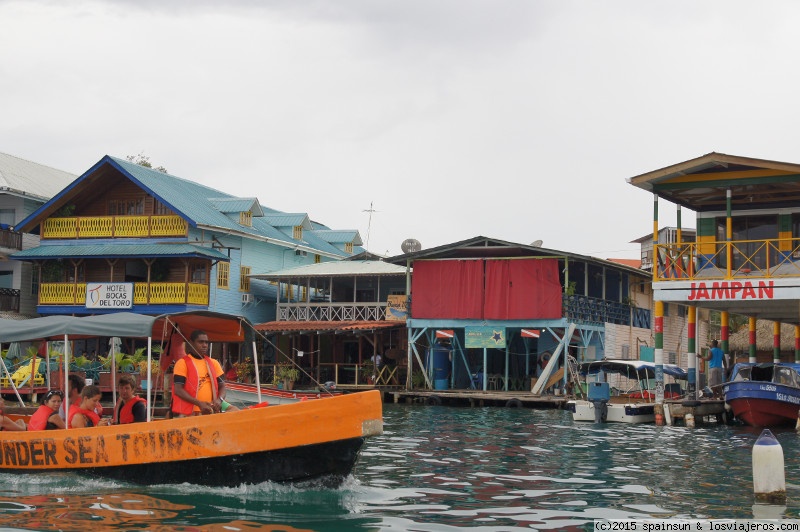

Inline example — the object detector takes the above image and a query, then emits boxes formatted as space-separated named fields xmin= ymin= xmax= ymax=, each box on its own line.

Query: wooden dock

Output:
xmin=385 ymin=389 xmax=569 ymax=408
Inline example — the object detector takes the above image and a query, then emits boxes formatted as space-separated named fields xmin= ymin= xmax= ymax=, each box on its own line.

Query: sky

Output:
xmin=2 ymin=1 xmax=800 ymax=259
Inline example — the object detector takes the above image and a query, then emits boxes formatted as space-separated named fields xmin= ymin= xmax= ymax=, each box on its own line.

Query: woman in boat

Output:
xmin=0 ymin=397 xmax=27 ymax=431
xmin=69 ymin=385 xmax=111 ymax=428
xmin=28 ymin=389 xmax=67 ymax=431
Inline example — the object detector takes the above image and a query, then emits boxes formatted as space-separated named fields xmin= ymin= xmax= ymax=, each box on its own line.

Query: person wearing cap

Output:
xmin=28 ymin=389 xmax=66 ymax=431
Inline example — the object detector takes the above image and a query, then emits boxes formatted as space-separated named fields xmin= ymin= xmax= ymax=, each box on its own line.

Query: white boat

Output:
xmin=567 ymin=359 xmax=687 ymax=423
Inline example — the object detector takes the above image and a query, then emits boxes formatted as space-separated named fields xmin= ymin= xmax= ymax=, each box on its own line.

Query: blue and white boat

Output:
xmin=723 ymin=362 xmax=800 ymax=427
xmin=567 ymin=359 xmax=687 ymax=423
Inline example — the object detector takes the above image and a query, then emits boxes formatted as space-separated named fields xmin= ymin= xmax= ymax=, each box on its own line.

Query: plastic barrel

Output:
xmin=432 ymin=346 xmax=451 ymax=382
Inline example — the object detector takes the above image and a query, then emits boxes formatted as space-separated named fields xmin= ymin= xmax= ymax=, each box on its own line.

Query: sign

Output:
xmin=385 ymin=295 xmax=408 ymax=321
xmin=86 ymin=283 xmax=134 ymax=309
xmin=654 ymin=278 xmax=800 ymax=302
xmin=435 ymin=330 xmax=454 ymax=339
xmin=521 ymin=329 xmax=540 ymax=338
xmin=465 ymin=326 xmax=506 ymax=349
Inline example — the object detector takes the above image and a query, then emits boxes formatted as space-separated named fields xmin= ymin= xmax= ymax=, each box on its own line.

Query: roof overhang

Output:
xmin=10 ymin=243 xmax=230 ymax=261
xmin=253 ymin=320 xmax=405 ymax=334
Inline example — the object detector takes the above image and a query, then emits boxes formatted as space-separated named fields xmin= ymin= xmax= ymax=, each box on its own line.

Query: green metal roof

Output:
xmin=208 ymin=197 xmax=264 ymax=215
xmin=262 ymin=213 xmax=312 ymax=229
xmin=11 ymin=243 xmax=229 ymax=260
xmin=314 ymin=230 xmax=363 ymax=245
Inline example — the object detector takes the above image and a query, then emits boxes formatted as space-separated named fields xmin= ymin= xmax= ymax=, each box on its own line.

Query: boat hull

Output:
xmin=724 ymin=381 xmax=800 ymax=427
xmin=569 ymin=400 xmax=655 ymax=423
xmin=224 ymin=381 xmax=339 ymax=405
xmin=0 ymin=390 xmax=383 ymax=486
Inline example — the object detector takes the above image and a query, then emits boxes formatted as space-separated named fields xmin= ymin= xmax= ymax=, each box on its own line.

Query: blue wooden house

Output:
xmin=11 ymin=155 xmax=363 ymax=326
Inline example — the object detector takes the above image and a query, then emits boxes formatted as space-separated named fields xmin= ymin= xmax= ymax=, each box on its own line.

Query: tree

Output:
xmin=126 ymin=152 xmax=167 ymax=173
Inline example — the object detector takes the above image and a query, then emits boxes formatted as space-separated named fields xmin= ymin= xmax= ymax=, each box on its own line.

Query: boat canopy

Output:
xmin=730 ymin=362 xmax=800 ymax=384
xmin=578 ymin=359 xmax=687 ymax=380
xmin=0 ymin=311 xmax=253 ymax=343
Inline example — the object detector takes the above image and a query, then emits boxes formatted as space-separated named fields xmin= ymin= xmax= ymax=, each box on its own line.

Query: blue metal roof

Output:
xmin=208 ymin=197 xmax=264 ymax=216
xmin=11 ymin=243 xmax=229 ymax=260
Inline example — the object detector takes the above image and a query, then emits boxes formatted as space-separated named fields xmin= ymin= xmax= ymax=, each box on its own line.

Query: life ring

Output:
xmin=505 ymin=398 xmax=523 ymax=408
xmin=426 ymin=395 xmax=442 ymax=406
xmin=539 ymin=353 xmax=551 ymax=369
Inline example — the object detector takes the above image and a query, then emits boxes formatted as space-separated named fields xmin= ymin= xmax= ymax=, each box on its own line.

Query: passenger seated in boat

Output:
xmin=69 ymin=385 xmax=111 ymax=428
xmin=113 ymin=374 xmax=147 ymax=424
xmin=59 ymin=374 xmax=86 ymax=423
xmin=172 ymin=330 xmax=238 ymax=416
xmin=28 ymin=389 xmax=67 ymax=431
xmin=0 ymin=397 xmax=26 ymax=431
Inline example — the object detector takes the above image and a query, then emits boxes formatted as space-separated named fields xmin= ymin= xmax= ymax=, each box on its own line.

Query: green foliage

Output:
xmin=100 ymin=351 xmax=135 ymax=370
xmin=127 ymin=152 xmax=168 ymax=173
xmin=71 ymin=355 xmax=92 ymax=368
xmin=276 ymin=365 xmax=300 ymax=383
xmin=233 ymin=358 xmax=254 ymax=381
xmin=411 ymin=370 xmax=426 ymax=388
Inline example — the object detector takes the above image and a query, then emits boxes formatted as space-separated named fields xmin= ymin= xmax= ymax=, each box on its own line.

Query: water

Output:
xmin=1 ymin=405 xmax=799 ymax=531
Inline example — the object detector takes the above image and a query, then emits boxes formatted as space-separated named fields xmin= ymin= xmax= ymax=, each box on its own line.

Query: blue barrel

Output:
xmin=432 ymin=345 xmax=451 ymax=381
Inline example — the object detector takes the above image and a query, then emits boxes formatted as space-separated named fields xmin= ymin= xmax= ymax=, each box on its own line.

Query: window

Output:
xmin=191 ymin=263 xmax=207 ymax=284
xmin=240 ymin=266 xmax=251 ymax=291
xmin=293 ymin=226 xmax=303 ymax=240
xmin=345 ymin=242 xmax=353 ymax=254
xmin=0 ymin=209 xmax=15 ymax=226
xmin=154 ymin=200 xmax=171 ymax=215
xmin=314 ymin=254 xmax=321 ymax=264
xmin=31 ymin=264 xmax=40 ymax=295
xmin=217 ymin=262 xmax=230 ymax=289
xmin=239 ymin=211 xmax=252 ymax=227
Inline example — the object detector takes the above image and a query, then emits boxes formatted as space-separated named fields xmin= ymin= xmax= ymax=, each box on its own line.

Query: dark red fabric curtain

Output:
xmin=410 ymin=260 xmax=484 ymax=319
xmin=484 ymin=259 xmax=562 ymax=319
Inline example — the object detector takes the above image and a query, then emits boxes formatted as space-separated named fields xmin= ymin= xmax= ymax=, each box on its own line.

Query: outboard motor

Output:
xmin=588 ymin=382 xmax=610 ymax=423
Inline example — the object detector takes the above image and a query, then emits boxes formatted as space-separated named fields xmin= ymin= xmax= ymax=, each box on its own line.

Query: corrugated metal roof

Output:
xmin=208 ymin=197 xmax=264 ymax=216
xmin=11 ymin=243 xmax=229 ymax=260
xmin=249 ymin=260 xmax=408 ymax=279
xmin=262 ymin=213 xmax=312 ymax=229
xmin=0 ymin=152 xmax=77 ymax=200
xmin=314 ymin=229 xmax=363 ymax=245
xmin=253 ymin=320 xmax=404 ymax=333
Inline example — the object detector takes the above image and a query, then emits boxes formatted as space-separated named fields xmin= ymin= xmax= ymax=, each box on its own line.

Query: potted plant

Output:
xmin=361 ymin=360 xmax=376 ymax=384
xmin=233 ymin=358 xmax=255 ymax=383
xmin=276 ymin=365 xmax=300 ymax=390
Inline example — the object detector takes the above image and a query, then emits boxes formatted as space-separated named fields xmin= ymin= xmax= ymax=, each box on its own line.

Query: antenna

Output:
xmin=363 ymin=201 xmax=378 ymax=250
xmin=531 ymin=239 xmax=543 ymax=247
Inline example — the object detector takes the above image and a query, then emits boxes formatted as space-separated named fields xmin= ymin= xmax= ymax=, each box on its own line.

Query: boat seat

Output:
xmin=664 ymin=383 xmax=683 ymax=398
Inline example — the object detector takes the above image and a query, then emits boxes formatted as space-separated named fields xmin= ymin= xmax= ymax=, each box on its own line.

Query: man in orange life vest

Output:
xmin=114 ymin=374 xmax=147 ymax=424
xmin=171 ymin=329 xmax=230 ymax=416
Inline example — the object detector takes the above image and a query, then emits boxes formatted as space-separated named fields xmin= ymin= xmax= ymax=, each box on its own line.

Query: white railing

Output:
xmin=277 ymin=302 xmax=388 ymax=321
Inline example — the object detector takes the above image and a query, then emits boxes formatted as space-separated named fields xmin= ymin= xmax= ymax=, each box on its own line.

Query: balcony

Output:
xmin=277 ymin=302 xmax=388 ymax=321
xmin=41 ymin=215 xmax=187 ymax=239
xmin=654 ymin=238 xmax=800 ymax=281
xmin=563 ymin=294 xmax=632 ymax=326
xmin=0 ymin=229 xmax=22 ymax=251
xmin=38 ymin=282 xmax=208 ymax=306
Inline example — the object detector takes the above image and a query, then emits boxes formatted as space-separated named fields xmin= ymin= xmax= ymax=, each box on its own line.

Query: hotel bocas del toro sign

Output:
xmin=654 ymin=278 xmax=800 ymax=302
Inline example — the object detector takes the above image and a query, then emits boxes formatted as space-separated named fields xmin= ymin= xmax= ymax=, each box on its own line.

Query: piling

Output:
xmin=752 ymin=429 xmax=786 ymax=504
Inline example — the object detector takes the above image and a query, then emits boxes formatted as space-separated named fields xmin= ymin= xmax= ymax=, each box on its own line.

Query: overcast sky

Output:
xmin=2 ymin=1 xmax=799 ymax=259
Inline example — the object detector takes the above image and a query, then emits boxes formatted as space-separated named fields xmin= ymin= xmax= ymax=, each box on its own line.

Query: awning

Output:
xmin=10 ymin=243 xmax=229 ymax=261
xmin=253 ymin=320 xmax=405 ymax=334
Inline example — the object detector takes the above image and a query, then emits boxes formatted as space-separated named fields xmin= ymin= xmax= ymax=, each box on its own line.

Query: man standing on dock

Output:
xmin=698 ymin=340 xmax=725 ymax=394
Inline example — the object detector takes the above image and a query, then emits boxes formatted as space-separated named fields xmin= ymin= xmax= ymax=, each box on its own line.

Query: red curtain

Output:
xmin=410 ymin=260 xmax=484 ymax=319
xmin=483 ymin=259 xmax=562 ymax=319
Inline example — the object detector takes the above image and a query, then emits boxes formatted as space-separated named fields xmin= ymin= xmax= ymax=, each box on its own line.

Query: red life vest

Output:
xmin=115 ymin=396 xmax=146 ymax=424
xmin=28 ymin=405 xmax=56 ymax=431
xmin=171 ymin=355 xmax=219 ymax=416
xmin=68 ymin=404 xmax=101 ymax=428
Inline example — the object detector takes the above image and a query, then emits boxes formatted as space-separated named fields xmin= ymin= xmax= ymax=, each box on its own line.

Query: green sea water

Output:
xmin=0 ymin=405 xmax=798 ymax=531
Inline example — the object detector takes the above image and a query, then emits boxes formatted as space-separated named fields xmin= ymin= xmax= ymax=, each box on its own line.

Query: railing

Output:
xmin=38 ymin=282 xmax=208 ymax=305
xmin=41 ymin=215 xmax=187 ymax=239
xmin=654 ymin=237 xmax=800 ymax=281
xmin=0 ymin=288 xmax=20 ymax=312
xmin=0 ymin=229 xmax=22 ymax=250
xmin=277 ymin=302 xmax=389 ymax=321
xmin=563 ymin=295 xmax=631 ymax=326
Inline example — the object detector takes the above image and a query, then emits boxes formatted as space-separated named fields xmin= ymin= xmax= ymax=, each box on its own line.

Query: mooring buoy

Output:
xmin=752 ymin=429 xmax=786 ymax=504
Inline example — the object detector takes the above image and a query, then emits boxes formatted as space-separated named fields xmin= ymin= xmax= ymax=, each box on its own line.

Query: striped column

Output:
xmin=721 ymin=311 xmax=730 ymax=370
xmin=652 ymin=195 xmax=659 ymax=282
xmin=749 ymin=317 xmax=757 ymax=363
xmin=795 ymin=326 xmax=800 ymax=363
xmin=654 ymin=301 xmax=664 ymax=404
xmin=774 ymin=322 xmax=781 ymax=363
xmin=726 ymin=189 xmax=732 ymax=278
xmin=687 ymin=306 xmax=696 ymax=396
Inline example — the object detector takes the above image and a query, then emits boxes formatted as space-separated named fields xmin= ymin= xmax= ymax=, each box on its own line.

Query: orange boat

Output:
xmin=0 ymin=312 xmax=384 ymax=486
xmin=1 ymin=389 xmax=383 ymax=486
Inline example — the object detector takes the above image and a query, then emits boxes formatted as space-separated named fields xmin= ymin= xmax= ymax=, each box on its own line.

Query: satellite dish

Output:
xmin=401 ymin=238 xmax=422 ymax=254
xmin=531 ymin=240 xmax=543 ymax=247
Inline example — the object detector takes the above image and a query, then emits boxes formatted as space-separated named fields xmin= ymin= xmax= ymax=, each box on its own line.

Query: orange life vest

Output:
xmin=28 ymin=405 xmax=56 ymax=431
xmin=115 ymin=396 xmax=146 ymax=424
xmin=171 ymin=355 xmax=219 ymax=416
xmin=68 ymin=404 xmax=100 ymax=428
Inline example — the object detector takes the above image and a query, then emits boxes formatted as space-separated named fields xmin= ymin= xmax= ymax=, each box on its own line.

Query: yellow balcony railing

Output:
xmin=39 ymin=282 xmax=208 ymax=306
xmin=41 ymin=215 xmax=187 ymax=239
xmin=654 ymin=237 xmax=800 ymax=281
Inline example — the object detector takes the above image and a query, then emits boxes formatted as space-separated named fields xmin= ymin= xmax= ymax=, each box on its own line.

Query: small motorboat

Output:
xmin=724 ymin=362 xmax=800 ymax=427
xmin=567 ymin=359 xmax=687 ymax=423
xmin=224 ymin=380 xmax=341 ymax=405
